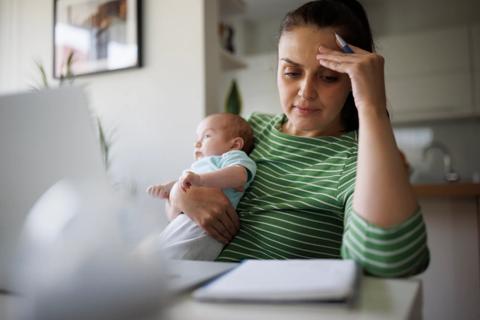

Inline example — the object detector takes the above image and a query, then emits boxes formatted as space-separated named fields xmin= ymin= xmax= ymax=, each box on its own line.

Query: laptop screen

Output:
xmin=0 ymin=87 xmax=106 ymax=289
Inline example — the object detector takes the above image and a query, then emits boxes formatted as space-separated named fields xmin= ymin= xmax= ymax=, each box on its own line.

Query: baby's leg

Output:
xmin=138 ymin=214 xmax=224 ymax=261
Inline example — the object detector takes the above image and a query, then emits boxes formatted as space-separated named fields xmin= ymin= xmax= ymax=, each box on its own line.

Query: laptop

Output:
xmin=0 ymin=87 xmax=106 ymax=291
xmin=0 ymin=87 xmax=235 ymax=296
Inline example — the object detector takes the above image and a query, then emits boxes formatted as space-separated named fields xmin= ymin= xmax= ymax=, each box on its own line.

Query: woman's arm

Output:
xmin=317 ymin=44 xmax=417 ymax=228
xmin=169 ymin=182 xmax=240 ymax=244
xmin=354 ymin=108 xmax=417 ymax=227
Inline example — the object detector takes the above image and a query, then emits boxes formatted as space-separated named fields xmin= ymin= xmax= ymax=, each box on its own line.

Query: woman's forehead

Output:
xmin=278 ymin=26 xmax=340 ymax=57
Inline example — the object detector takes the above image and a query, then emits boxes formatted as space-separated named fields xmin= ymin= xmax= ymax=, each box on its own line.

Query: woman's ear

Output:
xmin=230 ymin=137 xmax=245 ymax=151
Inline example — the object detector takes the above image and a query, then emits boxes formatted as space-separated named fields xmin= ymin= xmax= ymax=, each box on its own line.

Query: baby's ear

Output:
xmin=230 ymin=137 xmax=245 ymax=151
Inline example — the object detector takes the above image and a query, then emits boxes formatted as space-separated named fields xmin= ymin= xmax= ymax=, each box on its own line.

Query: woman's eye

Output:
xmin=320 ymin=75 xmax=339 ymax=83
xmin=284 ymin=71 xmax=301 ymax=78
xmin=204 ymin=134 xmax=211 ymax=138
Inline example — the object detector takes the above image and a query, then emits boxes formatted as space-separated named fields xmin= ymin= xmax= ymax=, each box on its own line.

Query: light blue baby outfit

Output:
xmin=142 ymin=150 xmax=256 ymax=260
xmin=189 ymin=150 xmax=256 ymax=207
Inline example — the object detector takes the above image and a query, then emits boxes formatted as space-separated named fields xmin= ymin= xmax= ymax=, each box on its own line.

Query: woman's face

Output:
xmin=277 ymin=26 xmax=351 ymax=137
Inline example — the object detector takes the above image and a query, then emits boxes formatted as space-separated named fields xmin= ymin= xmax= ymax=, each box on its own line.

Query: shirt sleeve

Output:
xmin=337 ymin=149 xmax=430 ymax=277
xmin=220 ymin=150 xmax=257 ymax=184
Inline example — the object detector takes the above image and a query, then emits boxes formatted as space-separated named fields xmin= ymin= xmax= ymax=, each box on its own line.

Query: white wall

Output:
xmin=0 ymin=0 xmax=218 ymax=228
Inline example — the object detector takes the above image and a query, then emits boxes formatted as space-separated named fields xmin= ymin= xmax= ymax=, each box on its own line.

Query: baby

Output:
xmin=141 ymin=113 xmax=256 ymax=260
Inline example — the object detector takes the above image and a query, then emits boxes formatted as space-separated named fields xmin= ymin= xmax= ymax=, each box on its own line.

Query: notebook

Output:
xmin=193 ymin=259 xmax=360 ymax=302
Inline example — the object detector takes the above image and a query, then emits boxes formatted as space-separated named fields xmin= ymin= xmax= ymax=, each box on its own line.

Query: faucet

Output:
xmin=422 ymin=141 xmax=460 ymax=183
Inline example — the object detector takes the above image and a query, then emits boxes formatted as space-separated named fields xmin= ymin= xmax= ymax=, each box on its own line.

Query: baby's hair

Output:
xmin=211 ymin=113 xmax=254 ymax=155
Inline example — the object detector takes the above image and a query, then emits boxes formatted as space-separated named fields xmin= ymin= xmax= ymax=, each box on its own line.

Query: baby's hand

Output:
xmin=179 ymin=171 xmax=201 ymax=192
xmin=146 ymin=185 xmax=170 ymax=199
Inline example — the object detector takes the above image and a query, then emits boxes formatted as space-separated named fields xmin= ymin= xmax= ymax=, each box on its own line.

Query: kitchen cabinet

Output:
xmin=377 ymin=25 xmax=477 ymax=123
xmin=473 ymin=23 xmax=480 ymax=114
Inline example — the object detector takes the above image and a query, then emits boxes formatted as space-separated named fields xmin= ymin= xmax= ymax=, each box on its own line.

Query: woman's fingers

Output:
xmin=200 ymin=207 xmax=238 ymax=243
xmin=340 ymin=42 xmax=369 ymax=54
xmin=316 ymin=47 xmax=356 ymax=73
xmin=215 ymin=219 xmax=234 ymax=243
xmin=205 ymin=224 xmax=229 ymax=244
xmin=226 ymin=205 xmax=240 ymax=231
xmin=218 ymin=207 xmax=238 ymax=238
xmin=317 ymin=58 xmax=352 ymax=74
xmin=200 ymin=217 xmax=230 ymax=244
xmin=316 ymin=52 xmax=357 ymax=64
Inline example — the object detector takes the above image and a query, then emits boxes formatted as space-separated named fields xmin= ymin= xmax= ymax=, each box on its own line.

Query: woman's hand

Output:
xmin=169 ymin=183 xmax=239 ymax=244
xmin=316 ymin=42 xmax=387 ymax=117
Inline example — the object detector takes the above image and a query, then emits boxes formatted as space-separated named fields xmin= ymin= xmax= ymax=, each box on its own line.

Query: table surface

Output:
xmin=165 ymin=276 xmax=422 ymax=320
xmin=0 ymin=273 xmax=422 ymax=320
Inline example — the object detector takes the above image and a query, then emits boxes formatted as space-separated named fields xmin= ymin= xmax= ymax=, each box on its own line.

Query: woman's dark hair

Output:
xmin=279 ymin=0 xmax=375 ymax=132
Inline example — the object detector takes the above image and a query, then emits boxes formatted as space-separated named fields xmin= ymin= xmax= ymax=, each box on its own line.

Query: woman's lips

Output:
xmin=293 ymin=106 xmax=320 ymax=116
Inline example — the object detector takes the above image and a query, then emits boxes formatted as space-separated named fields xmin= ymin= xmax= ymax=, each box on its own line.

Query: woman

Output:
xmin=169 ymin=0 xmax=429 ymax=277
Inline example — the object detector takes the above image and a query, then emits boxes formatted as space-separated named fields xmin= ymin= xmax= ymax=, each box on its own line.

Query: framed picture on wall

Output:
xmin=53 ymin=0 xmax=142 ymax=78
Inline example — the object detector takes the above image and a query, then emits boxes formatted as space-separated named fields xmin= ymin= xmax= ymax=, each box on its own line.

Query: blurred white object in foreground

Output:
xmin=11 ymin=178 xmax=168 ymax=320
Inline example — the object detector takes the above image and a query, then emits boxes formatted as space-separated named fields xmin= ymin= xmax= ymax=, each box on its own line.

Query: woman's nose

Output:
xmin=298 ymin=78 xmax=317 ymax=100
xmin=194 ymin=140 xmax=201 ymax=148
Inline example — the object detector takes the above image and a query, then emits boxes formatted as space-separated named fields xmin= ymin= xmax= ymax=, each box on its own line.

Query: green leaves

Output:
xmin=59 ymin=51 xmax=75 ymax=86
xmin=34 ymin=60 xmax=49 ymax=88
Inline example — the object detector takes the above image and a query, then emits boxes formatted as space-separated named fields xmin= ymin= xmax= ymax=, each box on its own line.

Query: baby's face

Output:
xmin=194 ymin=116 xmax=236 ymax=160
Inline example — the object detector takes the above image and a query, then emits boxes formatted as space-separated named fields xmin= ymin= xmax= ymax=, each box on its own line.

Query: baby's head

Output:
xmin=194 ymin=113 xmax=254 ymax=160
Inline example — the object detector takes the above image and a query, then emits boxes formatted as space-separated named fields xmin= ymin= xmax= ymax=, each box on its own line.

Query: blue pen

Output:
xmin=335 ymin=33 xmax=354 ymax=53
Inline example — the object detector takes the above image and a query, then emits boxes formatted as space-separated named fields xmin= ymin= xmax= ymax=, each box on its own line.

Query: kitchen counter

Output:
xmin=413 ymin=182 xmax=480 ymax=197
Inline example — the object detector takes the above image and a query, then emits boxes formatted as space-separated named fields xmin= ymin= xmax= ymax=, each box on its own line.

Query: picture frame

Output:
xmin=53 ymin=0 xmax=142 ymax=78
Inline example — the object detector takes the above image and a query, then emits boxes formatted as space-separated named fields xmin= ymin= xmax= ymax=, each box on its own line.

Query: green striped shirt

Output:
xmin=217 ymin=113 xmax=429 ymax=277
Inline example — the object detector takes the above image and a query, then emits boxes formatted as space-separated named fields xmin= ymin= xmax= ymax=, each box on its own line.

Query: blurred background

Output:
xmin=0 ymin=0 xmax=479 ymax=319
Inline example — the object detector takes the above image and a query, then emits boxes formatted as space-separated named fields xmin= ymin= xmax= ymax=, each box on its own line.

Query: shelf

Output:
xmin=220 ymin=48 xmax=247 ymax=70
xmin=219 ymin=0 xmax=246 ymax=17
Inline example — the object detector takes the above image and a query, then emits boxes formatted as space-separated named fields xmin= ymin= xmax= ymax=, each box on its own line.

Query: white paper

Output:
xmin=193 ymin=259 xmax=359 ymax=302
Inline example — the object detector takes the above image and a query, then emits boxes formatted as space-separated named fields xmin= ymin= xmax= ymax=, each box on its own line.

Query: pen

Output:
xmin=335 ymin=33 xmax=354 ymax=53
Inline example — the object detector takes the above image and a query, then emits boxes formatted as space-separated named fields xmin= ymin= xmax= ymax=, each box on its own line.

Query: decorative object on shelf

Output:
xmin=225 ymin=79 xmax=242 ymax=115
xmin=225 ymin=24 xmax=235 ymax=53
xmin=53 ymin=0 xmax=142 ymax=78
xmin=218 ymin=22 xmax=235 ymax=54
